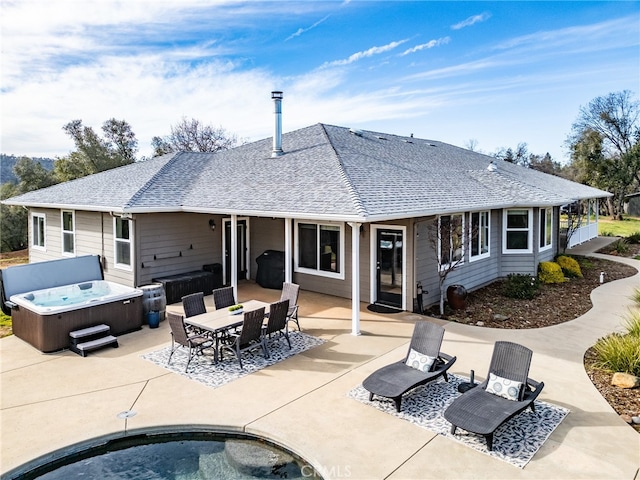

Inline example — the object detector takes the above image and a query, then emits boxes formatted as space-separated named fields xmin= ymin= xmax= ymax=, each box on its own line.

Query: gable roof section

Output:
xmin=4 ymin=123 xmax=610 ymax=221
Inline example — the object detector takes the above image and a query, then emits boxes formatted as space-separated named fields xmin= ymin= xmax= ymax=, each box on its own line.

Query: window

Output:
xmin=295 ymin=221 xmax=343 ymax=278
xmin=470 ymin=211 xmax=490 ymax=260
xmin=114 ymin=217 xmax=132 ymax=268
xmin=438 ymin=213 xmax=464 ymax=268
xmin=61 ymin=211 xmax=75 ymax=255
xmin=32 ymin=213 xmax=45 ymax=249
xmin=503 ymin=209 xmax=532 ymax=253
xmin=539 ymin=207 xmax=552 ymax=250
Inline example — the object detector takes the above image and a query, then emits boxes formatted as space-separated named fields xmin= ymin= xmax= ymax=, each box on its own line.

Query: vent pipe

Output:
xmin=271 ymin=91 xmax=283 ymax=157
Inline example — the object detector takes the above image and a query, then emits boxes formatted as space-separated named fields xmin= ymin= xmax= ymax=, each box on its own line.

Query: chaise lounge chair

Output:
xmin=444 ymin=341 xmax=544 ymax=451
xmin=362 ymin=321 xmax=456 ymax=412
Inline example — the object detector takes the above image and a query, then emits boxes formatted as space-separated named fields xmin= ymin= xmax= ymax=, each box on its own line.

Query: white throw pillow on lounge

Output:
xmin=486 ymin=373 xmax=523 ymax=401
xmin=405 ymin=348 xmax=436 ymax=373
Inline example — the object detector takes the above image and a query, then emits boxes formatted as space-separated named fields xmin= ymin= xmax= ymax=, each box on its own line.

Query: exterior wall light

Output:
xmin=209 ymin=219 xmax=216 ymax=231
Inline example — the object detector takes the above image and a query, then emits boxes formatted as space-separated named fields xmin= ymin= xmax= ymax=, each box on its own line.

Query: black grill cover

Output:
xmin=256 ymin=250 xmax=285 ymax=289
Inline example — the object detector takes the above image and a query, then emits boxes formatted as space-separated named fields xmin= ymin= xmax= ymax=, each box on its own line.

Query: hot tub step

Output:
xmin=71 ymin=335 xmax=119 ymax=357
xmin=70 ymin=324 xmax=110 ymax=340
xmin=69 ymin=324 xmax=118 ymax=356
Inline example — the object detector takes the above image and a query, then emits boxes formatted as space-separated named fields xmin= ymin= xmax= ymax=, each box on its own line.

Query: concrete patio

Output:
xmin=1 ymin=245 xmax=639 ymax=479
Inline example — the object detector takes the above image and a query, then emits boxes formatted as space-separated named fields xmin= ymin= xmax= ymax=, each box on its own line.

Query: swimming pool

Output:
xmin=7 ymin=429 xmax=320 ymax=479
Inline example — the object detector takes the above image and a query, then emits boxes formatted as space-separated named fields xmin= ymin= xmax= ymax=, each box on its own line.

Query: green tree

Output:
xmin=0 ymin=182 xmax=27 ymax=252
xmin=0 ymin=157 xmax=57 ymax=252
xmin=567 ymin=91 xmax=640 ymax=218
xmin=529 ymin=152 xmax=565 ymax=176
xmin=54 ymin=118 xmax=138 ymax=181
xmin=493 ymin=142 xmax=530 ymax=166
xmin=13 ymin=156 xmax=56 ymax=191
xmin=152 ymin=117 xmax=238 ymax=156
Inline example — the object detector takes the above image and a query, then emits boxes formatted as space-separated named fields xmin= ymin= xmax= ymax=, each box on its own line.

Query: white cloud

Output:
xmin=451 ymin=12 xmax=492 ymax=30
xmin=286 ymin=14 xmax=331 ymax=41
xmin=401 ymin=37 xmax=450 ymax=56
xmin=321 ymin=39 xmax=409 ymax=68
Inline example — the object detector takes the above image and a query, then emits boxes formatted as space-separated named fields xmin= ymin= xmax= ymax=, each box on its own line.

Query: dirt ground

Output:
xmin=0 ymin=249 xmax=29 ymax=269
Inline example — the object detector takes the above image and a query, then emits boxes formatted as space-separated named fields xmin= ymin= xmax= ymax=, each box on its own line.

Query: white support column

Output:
xmin=348 ymin=222 xmax=362 ymax=335
xmin=284 ymin=218 xmax=292 ymax=283
xmin=230 ymin=214 xmax=238 ymax=301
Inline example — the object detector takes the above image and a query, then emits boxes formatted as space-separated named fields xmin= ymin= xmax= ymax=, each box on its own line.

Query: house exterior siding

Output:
xmin=29 ymin=208 xmax=60 ymax=264
xmin=28 ymin=209 xmax=136 ymax=285
xmin=414 ymin=212 xmax=501 ymax=309
xmin=136 ymin=213 xmax=221 ymax=286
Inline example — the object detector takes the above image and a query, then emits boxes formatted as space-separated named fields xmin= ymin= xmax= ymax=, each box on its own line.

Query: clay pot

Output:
xmin=446 ymin=285 xmax=468 ymax=310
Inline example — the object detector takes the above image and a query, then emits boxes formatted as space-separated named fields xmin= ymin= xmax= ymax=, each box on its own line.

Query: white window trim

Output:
xmin=503 ymin=208 xmax=533 ymax=254
xmin=294 ymin=220 xmax=345 ymax=280
xmin=438 ymin=213 xmax=465 ymax=270
xmin=61 ymin=210 xmax=75 ymax=256
xmin=469 ymin=210 xmax=491 ymax=262
xmin=113 ymin=216 xmax=133 ymax=271
xmin=539 ymin=207 xmax=553 ymax=252
xmin=31 ymin=213 xmax=46 ymax=250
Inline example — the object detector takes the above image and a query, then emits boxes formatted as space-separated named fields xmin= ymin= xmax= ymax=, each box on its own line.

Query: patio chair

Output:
xmin=166 ymin=312 xmax=213 ymax=373
xmin=213 ymin=286 xmax=236 ymax=310
xmin=265 ymin=299 xmax=291 ymax=349
xmin=182 ymin=292 xmax=206 ymax=317
xmin=219 ymin=307 xmax=269 ymax=369
xmin=280 ymin=282 xmax=301 ymax=331
xmin=362 ymin=321 xmax=456 ymax=412
xmin=444 ymin=341 xmax=544 ymax=451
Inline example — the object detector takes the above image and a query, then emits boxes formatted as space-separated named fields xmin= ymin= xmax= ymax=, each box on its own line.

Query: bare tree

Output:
xmin=152 ymin=117 xmax=239 ymax=156
xmin=559 ymin=203 xmax=584 ymax=252
xmin=464 ymin=138 xmax=479 ymax=152
xmin=566 ymin=90 xmax=640 ymax=219
xmin=427 ymin=214 xmax=478 ymax=315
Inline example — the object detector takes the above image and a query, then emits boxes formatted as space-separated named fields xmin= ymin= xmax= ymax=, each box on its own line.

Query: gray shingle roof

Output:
xmin=4 ymin=123 xmax=610 ymax=220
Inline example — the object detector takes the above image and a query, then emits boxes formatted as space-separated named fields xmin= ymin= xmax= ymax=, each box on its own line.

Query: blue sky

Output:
xmin=1 ymin=1 xmax=638 ymax=163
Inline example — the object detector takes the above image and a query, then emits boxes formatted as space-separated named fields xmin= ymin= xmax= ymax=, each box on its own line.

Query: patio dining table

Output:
xmin=184 ymin=300 xmax=269 ymax=363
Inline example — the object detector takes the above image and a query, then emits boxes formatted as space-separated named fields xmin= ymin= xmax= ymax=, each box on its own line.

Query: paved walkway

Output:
xmin=1 ymin=238 xmax=639 ymax=479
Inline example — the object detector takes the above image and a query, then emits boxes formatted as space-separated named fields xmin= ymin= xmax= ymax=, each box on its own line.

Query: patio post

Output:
xmin=231 ymin=214 xmax=238 ymax=301
xmin=348 ymin=222 xmax=362 ymax=335
xmin=284 ymin=218 xmax=292 ymax=283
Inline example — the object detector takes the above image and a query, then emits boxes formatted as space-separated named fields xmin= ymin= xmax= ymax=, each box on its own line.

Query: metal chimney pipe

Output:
xmin=271 ymin=91 xmax=283 ymax=157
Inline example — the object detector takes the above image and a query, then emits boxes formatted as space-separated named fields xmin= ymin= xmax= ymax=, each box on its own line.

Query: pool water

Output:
xmin=23 ymin=282 xmax=112 ymax=308
xmin=20 ymin=433 xmax=318 ymax=480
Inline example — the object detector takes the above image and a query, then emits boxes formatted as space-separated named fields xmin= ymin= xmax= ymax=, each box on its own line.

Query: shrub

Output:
xmin=593 ymin=333 xmax=640 ymax=376
xmin=632 ymin=288 xmax=640 ymax=306
xmin=626 ymin=231 xmax=640 ymax=244
xmin=503 ymin=274 xmax=540 ymax=299
xmin=556 ymin=255 xmax=583 ymax=278
xmin=538 ymin=261 xmax=566 ymax=284
xmin=623 ymin=310 xmax=640 ymax=337
xmin=579 ymin=257 xmax=594 ymax=270
xmin=610 ymin=238 xmax=630 ymax=255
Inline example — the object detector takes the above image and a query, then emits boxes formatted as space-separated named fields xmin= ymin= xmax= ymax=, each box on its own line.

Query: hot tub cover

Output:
xmin=0 ymin=255 xmax=104 ymax=315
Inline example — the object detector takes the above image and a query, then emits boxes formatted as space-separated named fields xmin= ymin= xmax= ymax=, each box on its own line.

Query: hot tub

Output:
xmin=1 ymin=256 xmax=143 ymax=353
xmin=10 ymin=280 xmax=143 ymax=353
